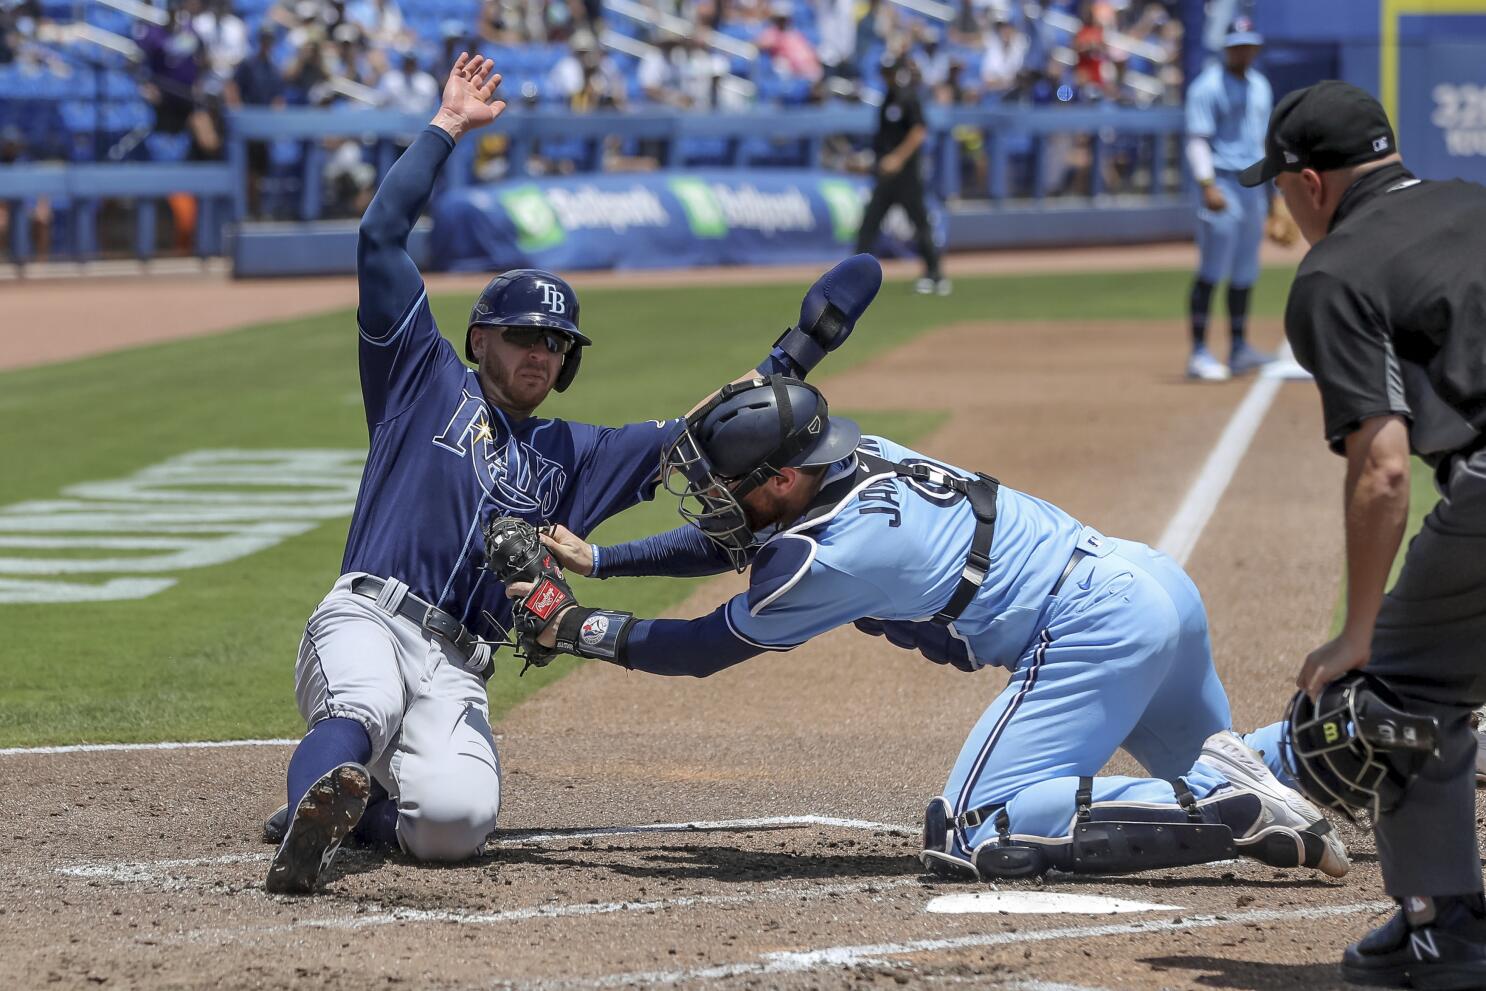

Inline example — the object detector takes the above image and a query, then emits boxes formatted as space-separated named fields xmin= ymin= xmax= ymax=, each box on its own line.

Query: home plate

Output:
xmin=925 ymin=891 xmax=1181 ymax=915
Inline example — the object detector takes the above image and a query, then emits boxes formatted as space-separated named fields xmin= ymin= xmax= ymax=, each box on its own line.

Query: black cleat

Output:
xmin=262 ymin=803 xmax=288 ymax=844
xmin=1342 ymin=897 xmax=1486 ymax=990
xmin=265 ymin=763 xmax=371 ymax=895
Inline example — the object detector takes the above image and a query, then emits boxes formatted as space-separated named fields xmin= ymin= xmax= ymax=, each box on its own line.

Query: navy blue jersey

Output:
xmin=343 ymin=286 xmax=683 ymax=631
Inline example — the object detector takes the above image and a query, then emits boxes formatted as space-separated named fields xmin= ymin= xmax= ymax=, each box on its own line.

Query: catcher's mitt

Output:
xmin=481 ymin=516 xmax=578 ymax=671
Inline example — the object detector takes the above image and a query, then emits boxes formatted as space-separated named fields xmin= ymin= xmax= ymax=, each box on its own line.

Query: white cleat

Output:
xmin=1201 ymin=729 xmax=1350 ymax=879
xmin=914 ymin=277 xmax=937 ymax=295
xmin=1186 ymin=346 xmax=1231 ymax=382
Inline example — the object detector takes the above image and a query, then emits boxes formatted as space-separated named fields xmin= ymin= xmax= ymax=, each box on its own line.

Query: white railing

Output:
xmin=602 ymin=0 xmax=758 ymax=60
xmin=885 ymin=0 xmax=955 ymax=23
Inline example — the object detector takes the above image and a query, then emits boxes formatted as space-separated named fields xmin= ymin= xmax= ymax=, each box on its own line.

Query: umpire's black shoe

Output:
xmin=1342 ymin=896 xmax=1486 ymax=990
xmin=265 ymin=762 xmax=371 ymax=895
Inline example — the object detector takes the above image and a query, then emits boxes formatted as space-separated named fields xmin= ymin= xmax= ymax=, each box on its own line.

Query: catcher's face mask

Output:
xmin=1280 ymin=672 xmax=1440 ymax=822
xmin=661 ymin=377 xmax=833 ymax=573
xmin=661 ymin=426 xmax=757 ymax=572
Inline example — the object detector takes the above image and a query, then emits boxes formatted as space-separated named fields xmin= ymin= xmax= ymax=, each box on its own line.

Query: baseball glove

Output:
xmin=481 ymin=515 xmax=578 ymax=671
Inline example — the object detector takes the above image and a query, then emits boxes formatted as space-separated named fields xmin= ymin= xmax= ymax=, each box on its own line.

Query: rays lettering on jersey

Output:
xmin=433 ymin=390 xmax=567 ymax=517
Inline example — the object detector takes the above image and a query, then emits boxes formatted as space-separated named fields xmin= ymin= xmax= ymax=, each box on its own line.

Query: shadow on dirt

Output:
xmin=493 ymin=843 xmax=922 ymax=883
xmin=1140 ymin=955 xmax=1353 ymax=990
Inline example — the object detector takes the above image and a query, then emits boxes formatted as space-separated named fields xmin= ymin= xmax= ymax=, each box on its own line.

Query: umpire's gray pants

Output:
xmin=1369 ymin=448 xmax=1486 ymax=897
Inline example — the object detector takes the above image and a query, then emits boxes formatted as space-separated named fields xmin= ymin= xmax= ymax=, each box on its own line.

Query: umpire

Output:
xmin=855 ymin=57 xmax=948 ymax=296
xmin=1240 ymin=80 xmax=1486 ymax=987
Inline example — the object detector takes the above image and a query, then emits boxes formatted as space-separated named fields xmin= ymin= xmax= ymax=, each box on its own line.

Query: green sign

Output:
xmin=668 ymin=178 xmax=729 ymax=238
xmin=500 ymin=186 xmax=566 ymax=251
xmin=818 ymin=180 xmax=864 ymax=244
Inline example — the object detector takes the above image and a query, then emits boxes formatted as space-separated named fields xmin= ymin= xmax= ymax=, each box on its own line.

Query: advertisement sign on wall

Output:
xmin=430 ymin=170 xmax=941 ymax=272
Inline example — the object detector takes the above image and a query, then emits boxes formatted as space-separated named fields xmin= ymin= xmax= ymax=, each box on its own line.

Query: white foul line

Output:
xmin=0 ymin=738 xmax=298 ymax=756
xmin=494 ymin=814 xmax=916 ymax=845
xmin=1155 ymin=344 xmax=1295 ymax=567
xmin=517 ymin=899 xmax=1393 ymax=990
xmin=54 ymin=815 xmax=916 ymax=887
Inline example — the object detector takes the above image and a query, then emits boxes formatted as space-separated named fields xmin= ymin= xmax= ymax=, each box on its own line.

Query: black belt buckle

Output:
xmin=421 ymin=604 xmax=463 ymax=643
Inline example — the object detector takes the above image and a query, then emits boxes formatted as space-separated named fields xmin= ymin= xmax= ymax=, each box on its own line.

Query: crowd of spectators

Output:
xmin=1 ymin=0 xmax=1188 ymax=245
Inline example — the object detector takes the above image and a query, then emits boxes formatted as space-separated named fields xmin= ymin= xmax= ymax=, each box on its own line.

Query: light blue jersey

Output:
xmin=1186 ymin=62 xmax=1271 ymax=173
xmin=724 ymin=435 xmax=1086 ymax=672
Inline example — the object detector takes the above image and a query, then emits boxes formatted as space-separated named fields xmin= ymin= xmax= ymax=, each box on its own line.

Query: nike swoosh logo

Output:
xmin=1076 ymin=571 xmax=1093 ymax=591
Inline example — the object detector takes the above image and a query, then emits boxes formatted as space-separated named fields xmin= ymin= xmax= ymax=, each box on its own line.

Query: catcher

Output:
xmin=503 ymin=376 xmax=1352 ymax=881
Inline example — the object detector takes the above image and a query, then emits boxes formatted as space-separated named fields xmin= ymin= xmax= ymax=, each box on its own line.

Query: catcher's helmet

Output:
xmin=1281 ymin=672 xmax=1441 ymax=821
xmin=466 ymin=269 xmax=591 ymax=392
xmin=662 ymin=376 xmax=860 ymax=570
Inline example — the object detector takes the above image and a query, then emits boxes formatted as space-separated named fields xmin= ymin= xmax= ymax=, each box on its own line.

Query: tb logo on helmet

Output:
xmin=539 ymin=283 xmax=567 ymax=315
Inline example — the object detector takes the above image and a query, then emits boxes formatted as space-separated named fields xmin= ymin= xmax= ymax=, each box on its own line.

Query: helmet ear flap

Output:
xmin=554 ymin=346 xmax=583 ymax=392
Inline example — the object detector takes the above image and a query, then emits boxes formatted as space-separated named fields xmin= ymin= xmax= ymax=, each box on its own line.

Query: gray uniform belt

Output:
xmin=350 ymin=575 xmax=483 ymax=660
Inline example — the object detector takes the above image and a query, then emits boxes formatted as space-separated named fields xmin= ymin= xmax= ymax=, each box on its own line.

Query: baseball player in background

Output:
xmin=264 ymin=54 xmax=877 ymax=894
xmin=1183 ymin=18 xmax=1294 ymax=382
xmin=506 ymin=376 xmax=1351 ymax=882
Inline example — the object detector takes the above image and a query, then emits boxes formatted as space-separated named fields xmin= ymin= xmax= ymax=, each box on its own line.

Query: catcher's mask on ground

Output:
xmin=661 ymin=376 xmax=860 ymax=571
xmin=1281 ymin=672 xmax=1441 ymax=822
xmin=466 ymin=269 xmax=591 ymax=391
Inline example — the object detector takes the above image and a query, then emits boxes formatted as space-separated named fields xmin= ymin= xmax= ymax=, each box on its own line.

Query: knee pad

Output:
xmin=919 ymin=796 xmax=979 ymax=880
xmin=972 ymin=777 xmax=1238 ymax=878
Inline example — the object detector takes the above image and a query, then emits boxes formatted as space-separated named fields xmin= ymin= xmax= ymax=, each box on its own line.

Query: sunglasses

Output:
xmin=500 ymin=327 xmax=575 ymax=354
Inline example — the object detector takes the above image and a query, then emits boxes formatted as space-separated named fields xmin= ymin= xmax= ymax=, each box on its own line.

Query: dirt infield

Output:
xmin=4 ymin=278 xmax=1448 ymax=991
xmin=7 ymin=239 xmax=1470 ymax=990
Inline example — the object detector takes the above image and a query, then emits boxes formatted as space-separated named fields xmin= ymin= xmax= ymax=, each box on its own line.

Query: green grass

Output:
xmin=0 ymin=266 xmax=1297 ymax=746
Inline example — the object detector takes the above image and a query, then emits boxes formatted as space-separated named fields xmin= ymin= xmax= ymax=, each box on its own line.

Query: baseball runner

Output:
xmin=263 ymin=54 xmax=881 ymax=894
xmin=1183 ymin=17 xmax=1294 ymax=382
xmin=1239 ymin=80 xmax=1486 ymax=986
xmin=500 ymin=376 xmax=1351 ymax=881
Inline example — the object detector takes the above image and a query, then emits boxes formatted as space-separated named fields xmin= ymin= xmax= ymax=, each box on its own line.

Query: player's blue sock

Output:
xmin=286 ymin=717 xmax=372 ymax=812
xmin=1228 ymin=285 xmax=1252 ymax=344
xmin=354 ymin=797 xmax=401 ymax=848
xmin=1189 ymin=279 xmax=1215 ymax=349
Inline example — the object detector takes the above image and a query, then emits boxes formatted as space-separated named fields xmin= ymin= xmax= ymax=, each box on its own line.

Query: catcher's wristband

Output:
xmin=770 ymin=326 xmax=825 ymax=376
xmin=554 ymin=607 xmax=635 ymax=665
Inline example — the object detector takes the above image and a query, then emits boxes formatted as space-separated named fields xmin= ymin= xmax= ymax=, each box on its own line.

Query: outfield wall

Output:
xmin=1256 ymin=0 xmax=1486 ymax=185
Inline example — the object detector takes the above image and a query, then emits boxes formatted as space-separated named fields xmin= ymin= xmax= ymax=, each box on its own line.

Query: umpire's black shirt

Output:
xmin=873 ymin=86 xmax=926 ymax=168
xmin=1286 ymin=162 xmax=1486 ymax=463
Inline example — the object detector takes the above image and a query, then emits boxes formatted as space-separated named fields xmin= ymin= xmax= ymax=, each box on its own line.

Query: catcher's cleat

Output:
xmin=263 ymin=803 xmax=289 ymax=844
xmin=265 ymin=762 xmax=371 ymax=895
xmin=1201 ymin=729 xmax=1350 ymax=878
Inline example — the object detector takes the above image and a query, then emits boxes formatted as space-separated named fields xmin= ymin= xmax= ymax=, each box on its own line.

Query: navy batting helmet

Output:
xmin=466 ymin=269 xmax=591 ymax=392
xmin=661 ymin=376 xmax=860 ymax=570
xmin=1281 ymin=672 xmax=1440 ymax=821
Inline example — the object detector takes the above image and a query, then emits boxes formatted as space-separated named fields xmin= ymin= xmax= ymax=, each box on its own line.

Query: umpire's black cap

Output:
xmin=1239 ymin=80 xmax=1397 ymax=187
